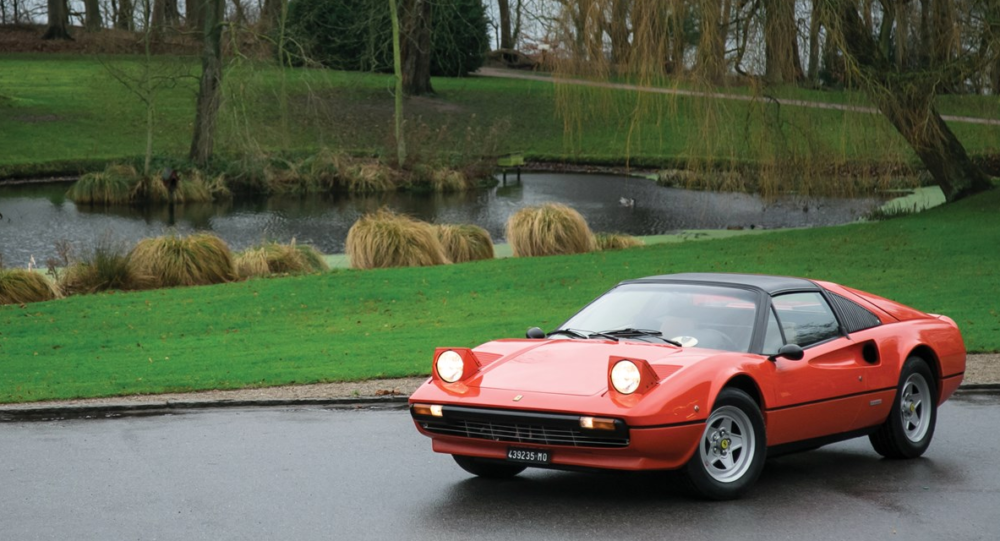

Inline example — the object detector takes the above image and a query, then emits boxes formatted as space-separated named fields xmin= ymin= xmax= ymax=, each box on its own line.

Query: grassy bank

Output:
xmin=4 ymin=54 xmax=1000 ymax=179
xmin=1 ymin=188 xmax=998 ymax=403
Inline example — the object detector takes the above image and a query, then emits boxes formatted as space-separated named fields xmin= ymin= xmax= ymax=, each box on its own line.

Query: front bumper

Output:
xmin=411 ymin=404 xmax=704 ymax=471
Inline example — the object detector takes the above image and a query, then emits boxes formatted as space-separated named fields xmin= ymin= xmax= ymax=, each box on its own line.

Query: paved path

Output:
xmin=1 ymin=395 xmax=997 ymax=540
xmin=477 ymin=67 xmax=1000 ymax=126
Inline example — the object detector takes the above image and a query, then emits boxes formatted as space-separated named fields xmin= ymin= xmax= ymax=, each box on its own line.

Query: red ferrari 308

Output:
xmin=409 ymin=273 xmax=966 ymax=499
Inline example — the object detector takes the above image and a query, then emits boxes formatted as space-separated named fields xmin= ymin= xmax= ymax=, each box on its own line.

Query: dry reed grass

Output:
xmin=346 ymin=209 xmax=450 ymax=269
xmin=66 ymin=164 xmax=141 ymax=205
xmin=59 ymin=240 xmax=135 ymax=294
xmin=506 ymin=203 xmax=595 ymax=257
xmin=344 ymin=164 xmax=397 ymax=194
xmin=235 ymin=241 xmax=329 ymax=278
xmin=594 ymin=233 xmax=644 ymax=251
xmin=435 ymin=224 xmax=495 ymax=263
xmin=0 ymin=269 xmax=61 ymax=305
xmin=128 ymin=233 xmax=237 ymax=288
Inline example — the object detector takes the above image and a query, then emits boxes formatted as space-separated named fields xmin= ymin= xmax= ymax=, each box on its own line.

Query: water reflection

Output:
xmin=0 ymin=173 xmax=885 ymax=265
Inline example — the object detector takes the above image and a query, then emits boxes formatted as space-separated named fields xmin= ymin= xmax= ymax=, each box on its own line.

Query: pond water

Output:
xmin=0 ymin=173 xmax=885 ymax=266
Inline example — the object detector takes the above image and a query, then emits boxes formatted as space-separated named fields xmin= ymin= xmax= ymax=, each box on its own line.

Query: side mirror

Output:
xmin=525 ymin=327 xmax=546 ymax=339
xmin=768 ymin=343 xmax=805 ymax=362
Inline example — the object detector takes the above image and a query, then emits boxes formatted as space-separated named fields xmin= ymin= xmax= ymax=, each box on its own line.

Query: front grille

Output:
xmin=414 ymin=406 xmax=629 ymax=448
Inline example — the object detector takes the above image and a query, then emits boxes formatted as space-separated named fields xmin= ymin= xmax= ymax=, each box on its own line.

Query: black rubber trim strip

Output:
xmin=630 ymin=419 xmax=706 ymax=430
xmin=765 ymin=386 xmax=897 ymax=412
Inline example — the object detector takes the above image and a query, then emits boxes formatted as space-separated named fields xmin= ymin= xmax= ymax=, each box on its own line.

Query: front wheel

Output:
xmin=682 ymin=388 xmax=766 ymax=500
xmin=452 ymin=455 xmax=526 ymax=479
xmin=869 ymin=356 xmax=937 ymax=459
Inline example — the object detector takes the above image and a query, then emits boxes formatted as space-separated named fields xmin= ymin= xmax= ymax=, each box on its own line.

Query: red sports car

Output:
xmin=409 ymin=273 xmax=966 ymax=499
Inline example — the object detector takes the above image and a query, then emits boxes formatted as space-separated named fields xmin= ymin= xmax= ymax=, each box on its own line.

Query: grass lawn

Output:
xmin=1 ymin=188 xmax=998 ymax=403
xmin=4 ymin=54 xmax=1000 ymax=177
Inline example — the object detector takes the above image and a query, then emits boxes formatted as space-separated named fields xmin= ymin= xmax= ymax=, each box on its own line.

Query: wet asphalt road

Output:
xmin=1 ymin=394 xmax=998 ymax=541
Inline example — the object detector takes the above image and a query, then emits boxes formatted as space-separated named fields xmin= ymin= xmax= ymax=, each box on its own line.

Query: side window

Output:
xmin=762 ymin=307 xmax=784 ymax=355
xmin=772 ymin=292 xmax=841 ymax=348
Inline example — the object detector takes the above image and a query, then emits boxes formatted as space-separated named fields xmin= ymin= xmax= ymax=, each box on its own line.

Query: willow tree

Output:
xmin=821 ymin=0 xmax=994 ymax=201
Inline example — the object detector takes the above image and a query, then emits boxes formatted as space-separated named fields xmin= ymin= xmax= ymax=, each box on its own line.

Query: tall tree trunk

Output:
xmin=116 ymin=0 xmax=133 ymax=29
xmin=151 ymin=0 xmax=178 ymax=30
xmin=259 ymin=0 xmax=284 ymax=32
xmin=84 ymin=0 xmax=103 ymax=30
xmin=894 ymin=0 xmax=908 ymax=69
xmin=929 ymin=0 xmax=954 ymax=68
xmin=828 ymin=0 xmax=992 ymax=201
xmin=389 ymin=0 xmax=407 ymax=166
xmin=763 ymin=0 xmax=802 ymax=84
xmin=669 ymin=0 xmax=686 ymax=74
xmin=186 ymin=0 xmax=201 ymax=34
xmin=189 ymin=0 xmax=224 ymax=166
xmin=697 ymin=0 xmax=726 ymax=83
xmin=609 ymin=0 xmax=630 ymax=68
xmin=400 ymin=0 xmax=433 ymax=96
xmin=808 ymin=0 xmax=821 ymax=83
xmin=42 ymin=0 xmax=72 ymax=39
xmin=497 ymin=0 xmax=513 ymax=50
xmin=918 ymin=0 xmax=930 ymax=66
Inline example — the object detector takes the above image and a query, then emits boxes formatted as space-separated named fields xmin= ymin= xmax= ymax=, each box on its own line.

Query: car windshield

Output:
xmin=558 ymin=283 xmax=759 ymax=352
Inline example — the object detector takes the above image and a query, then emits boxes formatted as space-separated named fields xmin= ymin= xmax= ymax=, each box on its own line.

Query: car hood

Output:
xmin=471 ymin=339 xmax=707 ymax=397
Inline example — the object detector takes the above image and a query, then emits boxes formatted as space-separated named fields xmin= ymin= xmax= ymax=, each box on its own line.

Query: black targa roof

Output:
xmin=624 ymin=273 xmax=821 ymax=295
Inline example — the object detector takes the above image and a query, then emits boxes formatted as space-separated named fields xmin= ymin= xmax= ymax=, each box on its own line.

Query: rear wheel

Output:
xmin=869 ymin=356 xmax=937 ymax=458
xmin=682 ymin=388 xmax=766 ymax=500
xmin=452 ymin=455 xmax=526 ymax=479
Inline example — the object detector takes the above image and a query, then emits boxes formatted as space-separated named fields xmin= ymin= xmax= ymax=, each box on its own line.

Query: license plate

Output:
xmin=507 ymin=447 xmax=551 ymax=465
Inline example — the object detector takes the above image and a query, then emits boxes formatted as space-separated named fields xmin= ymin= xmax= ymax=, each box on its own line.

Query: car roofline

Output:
xmin=620 ymin=273 xmax=822 ymax=296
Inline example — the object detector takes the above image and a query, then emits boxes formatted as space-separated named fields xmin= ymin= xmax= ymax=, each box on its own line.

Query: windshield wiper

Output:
xmin=546 ymin=328 xmax=591 ymax=339
xmin=599 ymin=328 xmax=683 ymax=347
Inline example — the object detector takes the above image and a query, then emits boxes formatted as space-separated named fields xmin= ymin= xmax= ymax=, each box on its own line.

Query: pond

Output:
xmin=0 ymin=173 xmax=886 ymax=266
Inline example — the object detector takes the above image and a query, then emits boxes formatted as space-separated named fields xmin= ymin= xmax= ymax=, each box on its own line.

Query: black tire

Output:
xmin=869 ymin=356 xmax=937 ymax=459
xmin=452 ymin=455 xmax=526 ymax=479
xmin=682 ymin=388 xmax=767 ymax=500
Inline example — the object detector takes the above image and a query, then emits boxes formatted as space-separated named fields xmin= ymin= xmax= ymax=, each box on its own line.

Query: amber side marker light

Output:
xmin=580 ymin=416 xmax=617 ymax=431
xmin=413 ymin=404 xmax=444 ymax=417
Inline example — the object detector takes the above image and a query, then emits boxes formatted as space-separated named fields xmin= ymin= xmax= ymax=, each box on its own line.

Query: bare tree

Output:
xmin=116 ymin=0 xmax=134 ymax=29
xmin=190 ymin=0 xmax=225 ymax=165
xmin=389 ymin=0 xmax=407 ymax=165
xmin=84 ymin=0 xmax=103 ymax=30
xmin=763 ymin=0 xmax=803 ymax=84
xmin=497 ymin=0 xmax=514 ymax=49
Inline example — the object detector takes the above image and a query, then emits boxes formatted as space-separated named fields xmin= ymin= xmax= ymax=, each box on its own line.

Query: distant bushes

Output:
xmin=506 ymin=203 xmax=595 ymax=257
xmin=285 ymin=0 xmax=488 ymax=77
xmin=67 ymin=164 xmax=224 ymax=205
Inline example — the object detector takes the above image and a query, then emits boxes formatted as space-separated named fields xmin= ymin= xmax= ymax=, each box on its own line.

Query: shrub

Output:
xmin=128 ymin=233 xmax=237 ymax=288
xmin=344 ymin=163 xmax=397 ymax=194
xmin=235 ymin=241 xmax=329 ymax=278
xmin=59 ymin=239 xmax=135 ymax=295
xmin=285 ymin=0 xmax=488 ymax=76
xmin=346 ymin=209 xmax=450 ymax=269
xmin=435 ymin=224 xmax=494 ymax=263
xmin=0 ymin=269 xmax=60 ymax=305
xmin=595 ymin=233 xmax=644 ymax=251
xmin=506 ymin=203 xmax=595 ymax=257
xmin=66 ymin=164 xmax=140 ymax=205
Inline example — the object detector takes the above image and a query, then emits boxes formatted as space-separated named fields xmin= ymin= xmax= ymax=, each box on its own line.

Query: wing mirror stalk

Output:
xmin=768 ymin=344 xmax=805 ymax=362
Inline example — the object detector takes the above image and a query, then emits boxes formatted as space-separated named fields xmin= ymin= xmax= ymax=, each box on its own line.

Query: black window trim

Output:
xmin=763 ymin=289 xmax=848 ymax=352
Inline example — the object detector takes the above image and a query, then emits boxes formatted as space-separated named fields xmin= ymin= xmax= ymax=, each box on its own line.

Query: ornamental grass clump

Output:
xmin=594 ymin=233 xmax=644 ymax=251
xmin=298 ymin=149 xmax=345 ymax=192
xmin=435 ymin=224 xmax=495 ymax=263
xmin=66 ymin=164 xmax=140 ymax=205
xmin=234 ymin=241 xmax=329 ymax=278
xmin=506 ymin=203 xmax=595 ymax=257
xmin=59 ymin=239 xmax=135 ymax=295
xmin=0 ymin=268 xmax=60 ymax=305
xmin=430 ymin=169 xmax=471 ymax=193
xmin=346 ymin=209 xmax=450 ymax=269
xmin=344 ymin=164 xmax=397 ymax=194
xmin=127 ymin=233 xmax=237 ymax=288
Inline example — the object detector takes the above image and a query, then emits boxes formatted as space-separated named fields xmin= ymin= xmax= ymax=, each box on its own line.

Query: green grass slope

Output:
xmin=1 ymin=189 xmax=998 ymax=403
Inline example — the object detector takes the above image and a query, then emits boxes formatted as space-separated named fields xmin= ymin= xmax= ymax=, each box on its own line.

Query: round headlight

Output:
xmin=436 ymin=350 xmax=465 ymax=383
xmin=611 ymin=360 xmax=641 ymax=394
